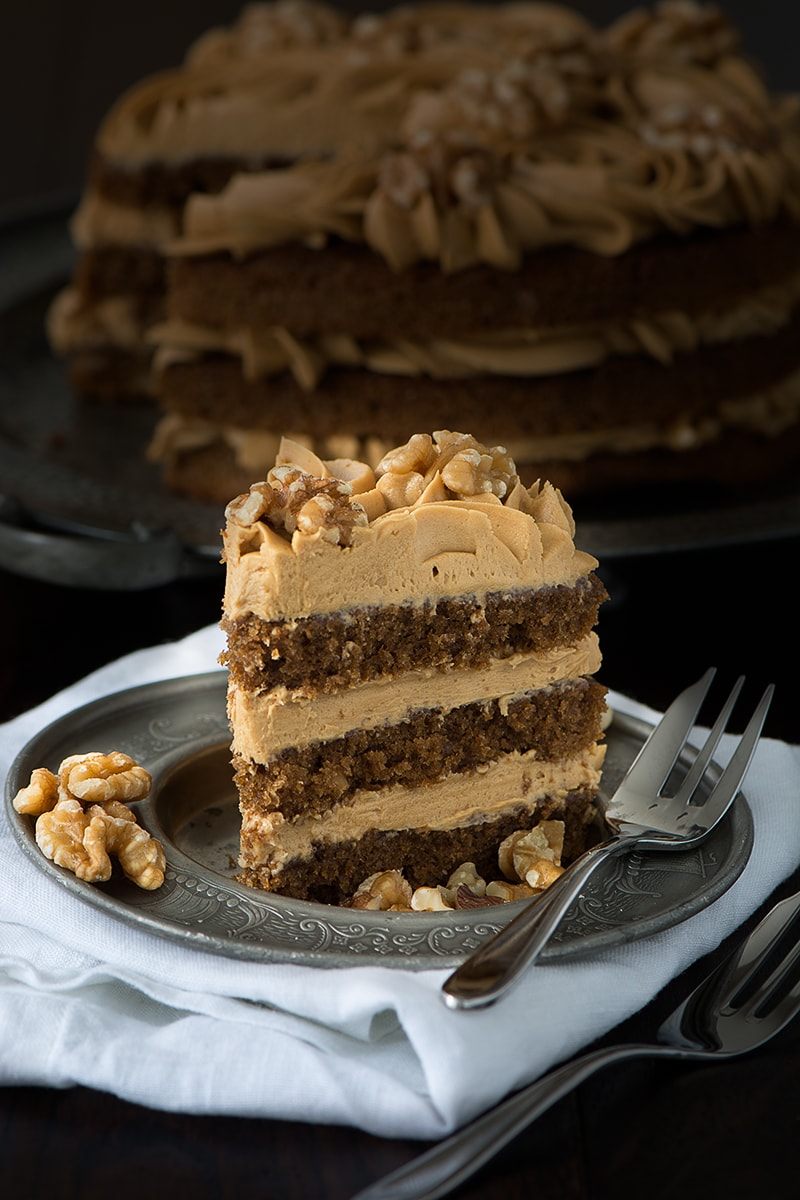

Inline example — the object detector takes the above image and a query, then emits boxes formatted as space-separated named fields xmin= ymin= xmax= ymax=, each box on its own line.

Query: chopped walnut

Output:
xmin=454 ymin=883 xmax=506 ymax=908
xmin=485 ymin=879 xmax=538 ymax=902
xmin=230 ymin=0 xmax=348 ymax=52
xmin=639 ymin=98 xmax=773 ymax=159
xmin=35 ymin=799 xmax=103 ymax=881
xmin=440 ymin=861 xmax=488 ymax=907
xmin=410 ymin=886 xmax=453 ymax=912
xmin=499 ymin=821 xmax=566 ymax=891
xmin=376 ymin=470 xmax=427 ymax=510
xmin=432 ymin=431 xmax=518 ymax=500
xmin=377 ymin=432 xmax=438 ymax=477
xmin=36 ymin=797 xmax=165 ymax=890
xmin=348 ymin=821 xmax=569 ymax=914
xmin=376 ymin=430 xmax=518 ymax=510
xmin=526 ymin=858 xmax=565 ymax=890
xmin=350 ymin=870 xmax=413 ymax=911
xmin=440 ymin=445 xmax=506 ymax=499
xmin=15 ymin=751 xmax=165 ymax=890
xmin=226 ymin=467 xmax=368 ymax=546
xmin=347 ymin=7 xmax=457 ymax=63
xmin=378 ymin=131 xmax=503 ymax=216
xmin=88 ymin=803 xmax=166 ymax=891
xmin=225 ymin=481 xmax=275 ymax=527
xmin=404 ymin=54 xmax=582 ymax=151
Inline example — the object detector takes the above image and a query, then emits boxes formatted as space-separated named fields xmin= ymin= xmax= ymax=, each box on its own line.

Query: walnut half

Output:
xmin=13 ymin=750 xmax=165 ymax=891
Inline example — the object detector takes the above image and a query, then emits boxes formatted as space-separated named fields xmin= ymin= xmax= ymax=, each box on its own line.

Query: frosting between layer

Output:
xmin=70 ymin=193 xmax=180 ymax=252
xmin=150 ymin=366 xmax=800 ymax=473
xmin=229 ymin=633 xmax=601 ymax=758
xmin=75 ymin=3 xmax=800 ymax=272
xmin=150 ymin=269 xmax=800 ymax=388
xmin=172 ymin=113 xmax=800 ymax=272
xmin=239 ymin=742 xmax=607 ymax=871
xmin=47 ymin=287 xmax=153 ymax=355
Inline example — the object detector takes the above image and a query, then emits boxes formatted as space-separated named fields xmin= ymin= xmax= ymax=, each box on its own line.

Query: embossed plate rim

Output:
xmin=4 ymin=671 xmax=754 ymax=969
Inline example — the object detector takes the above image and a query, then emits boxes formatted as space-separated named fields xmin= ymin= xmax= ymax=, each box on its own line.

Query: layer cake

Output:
xmin=220 ymin=430 xmax=608 ymax=904
xmin=48 ymin=1 xmax=800 ymax=499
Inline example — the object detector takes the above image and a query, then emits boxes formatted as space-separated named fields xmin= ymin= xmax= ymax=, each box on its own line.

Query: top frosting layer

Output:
xmin=97 ymin=3 xmax=598 ymax=165
xmin=222 ymin=431 xmax=598 ymax=620
xmin=88 ymin=1 xmax=800 ymax=270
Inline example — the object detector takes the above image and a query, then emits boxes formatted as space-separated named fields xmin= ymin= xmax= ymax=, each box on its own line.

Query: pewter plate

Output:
xmin=4 ymin=672 xmax=753 ymax=969
xmin=1 ymin=201 xmax=800 ymax=589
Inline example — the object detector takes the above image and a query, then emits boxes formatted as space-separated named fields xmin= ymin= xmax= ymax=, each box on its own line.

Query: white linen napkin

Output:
xmin=1 ymin=623 xmax=798 ymax=1139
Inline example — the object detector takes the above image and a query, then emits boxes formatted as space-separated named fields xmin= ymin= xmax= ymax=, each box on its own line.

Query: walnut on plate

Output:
xmin=350 ymin=869 xmax=413 ymax=911
xmin=11 ymin=766 xmax=60 ymax=816
xmin=498 ymin=821 xmax=566 ymax=890
xmin=12 ymin=750 xmax=165 ymax=890
xmin=348 ymin=819 xmax=567 ymax=912
xmin=59 ymin=750 xmax=152 ymax=804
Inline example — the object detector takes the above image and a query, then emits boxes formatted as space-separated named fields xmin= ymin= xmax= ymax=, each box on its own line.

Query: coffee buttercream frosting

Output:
xmin=74 ymin=2 xmax=800 ymax=274
xmin=222 ymin=431 xmax=597 ymax=621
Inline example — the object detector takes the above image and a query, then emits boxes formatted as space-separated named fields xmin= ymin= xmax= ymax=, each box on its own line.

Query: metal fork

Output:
xmin=442 ymin=670 xmax=774 ymax=1010
xmin=353 ymin=886 xmax=800 ymax=1200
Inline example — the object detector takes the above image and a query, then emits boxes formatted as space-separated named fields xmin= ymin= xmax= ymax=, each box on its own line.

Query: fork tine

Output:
xmin=671 ymin=675 xmax=745 ymax=809
xmin=723 ymin=891 xmax=800 ymax=1010
xmin=680 ymin=683 xmax=774 ymax=833
xmin=712 ymin=891 xmax=800 ymax=1045
xmin=760 ymin=967 xmax=800 ymax=1034
xmin=620 ymin=667 xmax=716 ymax=795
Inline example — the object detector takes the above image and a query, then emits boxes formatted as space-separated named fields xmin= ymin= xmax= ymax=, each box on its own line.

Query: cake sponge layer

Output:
xmin=222 ymin=576 xmax=607 ymax=695
xmin=234 ymin=674 xmax=607 ymax=820
xmin=239 ymin=785 xmax=602 ymax=904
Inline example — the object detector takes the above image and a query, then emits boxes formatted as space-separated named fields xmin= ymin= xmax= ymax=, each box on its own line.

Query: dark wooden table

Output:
xmin=1 ymin=529 xmax=798 ymax=1200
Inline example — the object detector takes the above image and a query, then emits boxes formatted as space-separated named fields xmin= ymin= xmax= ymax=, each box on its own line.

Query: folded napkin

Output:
xmin=1 ymin=623 xmax=799 ymax=1139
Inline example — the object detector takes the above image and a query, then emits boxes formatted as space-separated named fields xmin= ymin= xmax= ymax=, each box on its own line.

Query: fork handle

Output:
xmin=351 ymin=1041 xmax=659 ymax=1200
xmin=442 ymin=832 xmax=638 ymax=1010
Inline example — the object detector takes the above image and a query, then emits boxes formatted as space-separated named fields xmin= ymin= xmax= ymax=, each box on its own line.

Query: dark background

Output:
xmin=1 ymin=1 xmax=796 ymax=216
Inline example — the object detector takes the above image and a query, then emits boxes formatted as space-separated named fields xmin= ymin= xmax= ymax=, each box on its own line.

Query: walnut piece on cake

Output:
xmin=376 ymin=429 xmax=519 ymax=506
xmin=225 ymin=464 xmax=369 ymax=545
xmin=348 ymin=820 xmax=567 ymax=912
xmin=12 ymin=751 xmax=165 ymax=890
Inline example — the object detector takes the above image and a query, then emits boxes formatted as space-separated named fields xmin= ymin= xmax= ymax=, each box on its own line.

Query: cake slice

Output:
xmin=221 ymin=430 xmax=608 ymax=904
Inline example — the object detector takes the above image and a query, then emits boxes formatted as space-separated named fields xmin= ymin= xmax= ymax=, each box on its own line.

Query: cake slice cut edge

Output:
xmin=221 ymin=429 xmax=609 ymax=907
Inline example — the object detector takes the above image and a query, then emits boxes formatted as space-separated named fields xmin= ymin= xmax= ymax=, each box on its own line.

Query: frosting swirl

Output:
xmin=177 ymin=44 xmax=800 ymax=271
xmin=81 ymin=3 xmax=800 ymax=273
xmin=221 ymin=430 xmax=597 ymax=620
xmin=149 ymin=269 xmax=800 ymax=389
